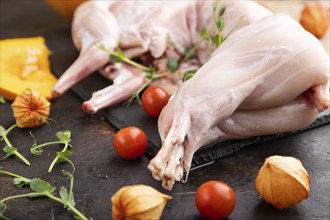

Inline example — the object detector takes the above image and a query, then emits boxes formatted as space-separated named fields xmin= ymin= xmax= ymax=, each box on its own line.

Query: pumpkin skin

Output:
xmin=0 ymin=36 xmax=57 ymax=101
xmin=46 ymin=0 xmax=86 ymax=20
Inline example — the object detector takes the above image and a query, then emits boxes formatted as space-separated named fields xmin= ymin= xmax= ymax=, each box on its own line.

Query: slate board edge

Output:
xmin=191 ymin=114 xmax=330 ymax=168
xmin=59 ymin=72 xmax=330 ymax=169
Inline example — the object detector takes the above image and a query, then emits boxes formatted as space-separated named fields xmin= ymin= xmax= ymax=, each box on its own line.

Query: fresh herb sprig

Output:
xmin=0 ymin=168 xmax=87 ymax=220
xmin=212 ymin=0 xmax=226 ymax=46
xmin=96 ymin=41 xmax=179 ymax=105
xmin=30 ymin=130 xmax=73 ymax=173
xmin=124 ymin=70 xmax=175 ymax=105
xmin=182 ymin=2 xmax=225 ymax=64
xmin=180 ymin=0 xmax=226 ymax=82
xmin=96 ymin=1 xmax=226 ymax=103
xmin=95 ymin=42 xmax=154 ymax=73
xmin=0 ymin=168 xmax=31 ymax=187
xmin=0 ymin=125 xmax=30 ymax=166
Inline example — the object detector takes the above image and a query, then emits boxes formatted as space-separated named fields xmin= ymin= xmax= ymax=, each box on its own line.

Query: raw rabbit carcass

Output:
xmin=147 ymin=14 xmax=329 ymax=190
xmin=51 ymin=0 xmax=272 ymax=113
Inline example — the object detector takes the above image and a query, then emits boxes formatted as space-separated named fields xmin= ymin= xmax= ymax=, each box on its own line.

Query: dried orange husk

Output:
xmin=111 ymin=185 xmax=171 ymax=220
xmin=255 ymin=155 xmax=310 ymax=209
xmin=300 ymin=2 xmax=330 ymax=38
xmin=11 ymin=88 xmax=51 ymax=128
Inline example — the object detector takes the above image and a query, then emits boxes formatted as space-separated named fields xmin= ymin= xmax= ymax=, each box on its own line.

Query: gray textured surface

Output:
xmin=0 ymin=1 xmax=329 ymax=219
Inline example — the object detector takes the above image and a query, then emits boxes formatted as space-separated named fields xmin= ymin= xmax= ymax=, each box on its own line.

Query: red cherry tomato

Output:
xmin=112 ymin=126 xmax=147 ymax=159
xmin=195 ymin=180 xmax=236 ymax=219
xmin=141 ymin=86 xmax=170 ymax=117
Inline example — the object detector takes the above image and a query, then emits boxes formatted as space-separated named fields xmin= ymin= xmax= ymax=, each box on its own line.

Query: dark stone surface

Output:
xmin=0 ymin=1 xmax=329 ymax=220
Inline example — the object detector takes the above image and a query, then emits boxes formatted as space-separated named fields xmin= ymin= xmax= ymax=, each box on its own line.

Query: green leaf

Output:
xmin=60 ymin=186 xmax=69 ymax=203
xmin=3 ymin=145 xmax=16 ymax=154
xmin=56 ymin=130 xmax=71 ymax=142
xmin=217 ymin=17 xmax=225 ymax=31
xmin=218 ymin=4 xmax=226 ymax=17
xmin=200 ymin=27 xmax=208 ymax=39
xmin=183 ymin=47 xmax=196 ymax=61
xmin=57 ymin=151 xmax=72 ymax=163
xmin=0 ymin=96 xmax=6 ymax=104
xmin=110 ymin=48 xmax=125 ymax=63
xmin=116 ymin=47 xmax=125 ymax=59
xmin=166 ymin=57 xmax=178 ymax=72
xmin=29 ymin=178 xmax=56 ymax=194
xmin=145 ymin=72 xmax=153 ymax=80
xmin=60 ymin=187 xmax=76 ymax=208
xmin=145 ymin=66 xmax=155 ymax=74
xmin=212 ymin=34 xmax=222 ymax=47
xmin=110 ymin=54 xmax=123 ymax=63
xmin=183 ymin=70 xmax=197 ymax=82
xmin=0 ymin=126 xmax=6 ymax=137
xmin=13 ymin=177 xmax=31 ymax=188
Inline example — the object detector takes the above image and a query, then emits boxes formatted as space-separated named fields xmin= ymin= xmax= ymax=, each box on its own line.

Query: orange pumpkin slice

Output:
xmin=0 ymin=36 xmax=57 ymax=101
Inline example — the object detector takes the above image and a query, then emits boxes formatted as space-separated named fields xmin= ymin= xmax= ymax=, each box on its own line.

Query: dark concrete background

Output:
xmin=0 ymin=1 xmax=329 ymax=219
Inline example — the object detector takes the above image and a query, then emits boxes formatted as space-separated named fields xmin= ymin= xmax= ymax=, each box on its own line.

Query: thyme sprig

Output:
xmin=0 ymin=124 xmax=30 ymax=166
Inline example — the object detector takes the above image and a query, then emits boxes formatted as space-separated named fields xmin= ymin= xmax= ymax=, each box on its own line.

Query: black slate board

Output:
xmin=53 ymin=67 xmax=330 ymax=168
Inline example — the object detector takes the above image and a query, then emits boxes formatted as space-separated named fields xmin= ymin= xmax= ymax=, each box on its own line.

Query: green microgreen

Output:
xmin=13 ymin=177 xmax=32 ymax=188
xmin=0 ymin=124 xmax=30 ymax=166
xmin=183 ymin=70 xmax=198 ymax=82
xmin=55 ymin=151 xmax=76 ymax=173
xmin=110 ymin=47 xmax=125 ymax=63
xmin=95 ymin=41 xmax=154 ymax=73
xmin=212 ymin=1 xmax=226 ymax=46
xmin=0 ymin=168 xmax=31 ymax=188
xmin=97 ymin=41 xmax=175 ymax=105
xmin=29 ymin=178 xmax=56 ymax=194
xmin=60 ymin=169 xmax=76 ymax=211
xmin=95 ymin=1 xmax=227 ymax=104
xmin=166 ymin=57 xmax=178 ymax=72
xmin=124 ymin=80 xmax=150 ymax=106
xmin=0 ymin=168 xmax=89 ymax=220
xmin=30 ymin=130 xmax=73 ymax=173
xmin=183 ymin=47 xmax=196 ymax=61
xmin=124 ymin=70 xmax=176 ymax=106
xmin=181 ymin=0 xmax=226 ymax=65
